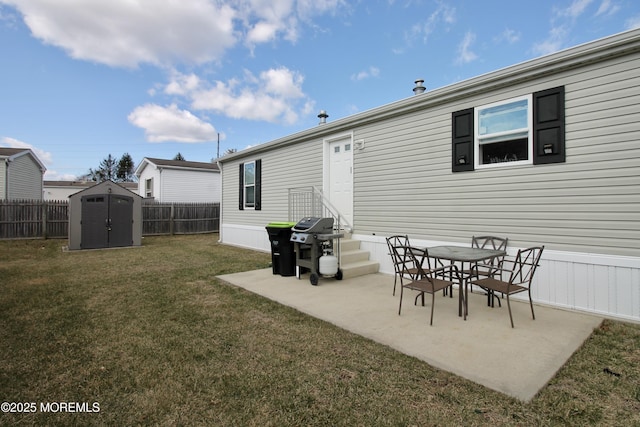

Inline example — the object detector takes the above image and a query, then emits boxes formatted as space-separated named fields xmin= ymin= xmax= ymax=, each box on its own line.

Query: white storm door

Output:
xmin=328 ymin=137 xmax=353 ymax=228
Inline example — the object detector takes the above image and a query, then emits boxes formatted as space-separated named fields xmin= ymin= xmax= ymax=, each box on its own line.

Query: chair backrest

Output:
xmin=508 ymin=246 xmax=544 ymax=287
xmin=386 ymin=235 xmax=410 ymax=268
xmin=395 ymin=245 xmax=431 ymax=276
xmin=471 ymin=235 xmax=508 ymax=251
xmin=386 ymin=235 xmax=410 ymax=251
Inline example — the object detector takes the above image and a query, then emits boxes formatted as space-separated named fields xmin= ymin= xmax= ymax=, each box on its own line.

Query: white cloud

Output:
xmin=1 ymin=136 xmax=53 ymax=165
xmin=164 ymin=72 xmax=202 ymax=96
xmin=625 ymin=14 xmax=640 ymax=30
xmin=2 ymin=0 xmax=236 ymax=68
xmin=596 ymin=0 xmax=620 ymax=17
xmin=127 ymin=104 xmax=218 ymax=143
xmin=398 ymin=2 xmax=455 ymax=53
xmin=0 ymin=137 xmax=79 ymax=180
xmin=455 ymin=32 xmax=477 ymax=65
xmin=188 ymin=67 xmax=312 ymax=124
xmin=498 ymin=28 xmax=521 ymax=44
xmin=532 ymin=25 xmax=569 ymax=56
xmin=556 ymin=0 xmax=594 ymax=19
xmin=0 ymin=0 xmax=347 ymax=68
xmin=532 ymin=0 xmax=609 ymax=57
xmin=351 ymin=66 xmax=380 ymax=81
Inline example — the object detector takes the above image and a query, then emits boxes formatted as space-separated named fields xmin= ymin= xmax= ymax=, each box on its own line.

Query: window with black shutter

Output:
xmin=452 ymin=86 xmax=565 ymax=172
xmin=452 ymin=108 xmax=474 ymax=172
xmin=239 ymin=159 xmax=262 ymax=210
xmin=533 ymin=86 xmax=565 ymax=165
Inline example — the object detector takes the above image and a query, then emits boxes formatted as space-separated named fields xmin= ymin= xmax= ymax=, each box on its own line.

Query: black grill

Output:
xmin=290 ymin=217 xmax=343 ymax=285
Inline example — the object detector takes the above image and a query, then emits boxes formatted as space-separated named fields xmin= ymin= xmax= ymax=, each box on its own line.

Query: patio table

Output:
xmin=426 ymin=245 xmax=506 ymax=320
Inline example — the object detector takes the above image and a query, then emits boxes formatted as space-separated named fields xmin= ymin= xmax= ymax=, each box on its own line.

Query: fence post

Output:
xmin=42 ymin=201 xmax=48 ymax=239
xmin=170 ymin=203 xmax=175 ymax=235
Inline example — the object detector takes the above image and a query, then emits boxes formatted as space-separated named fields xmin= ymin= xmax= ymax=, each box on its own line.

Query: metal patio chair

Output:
xmin=386 ymin=235 xmax=413 ymax=295
xmin=396 ymin=245 xmax=461 ymax=326
xmin=464 ymin=236 xmax=508 ymax=306
xmin=468 ymin=246 xmax=544 ymax=328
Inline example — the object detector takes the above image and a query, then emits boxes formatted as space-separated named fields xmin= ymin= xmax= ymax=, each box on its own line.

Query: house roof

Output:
xmin=135 ymin=157 xmax=219 ymax=176
xmin=0 ymin=147 xmax=47 ymax=172
xmin=218 ymin=27 xmax=640 ymax=163
xmin=44 ymin=180 xmax=138 ymax=191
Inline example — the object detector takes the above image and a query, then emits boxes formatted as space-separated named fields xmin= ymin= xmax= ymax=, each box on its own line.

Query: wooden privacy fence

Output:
xmin=142 ymin=202 xmax=220 ymax=236
xmin=0 ymin=200 xmax=220 ymax=239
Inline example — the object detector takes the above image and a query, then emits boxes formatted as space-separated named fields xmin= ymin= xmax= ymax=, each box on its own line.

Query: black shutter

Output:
xmin=452 ymin=108 xmax=474 ymax=172
xmin=254 ymin=159 xmax=262 ymax=210
xmin=238 ymin=163 xmax=244 ymax=210
xmin=533 ymin=86 xmax=565 ymax=165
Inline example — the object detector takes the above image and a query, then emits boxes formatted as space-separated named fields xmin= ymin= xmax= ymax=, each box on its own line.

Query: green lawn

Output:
xmin=1 ymin=235 xmax=639 ymax=426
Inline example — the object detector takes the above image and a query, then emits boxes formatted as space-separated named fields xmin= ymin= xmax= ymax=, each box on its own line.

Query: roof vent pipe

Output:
xmin=318 ymin=110 xmax=328 ymax=124
xmin=413 ymin=79 xmax=426 ymax=95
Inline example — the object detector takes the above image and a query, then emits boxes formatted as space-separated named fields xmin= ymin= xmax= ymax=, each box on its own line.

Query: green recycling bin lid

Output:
xmin=266 ymin=221 xmax=297 ymax=228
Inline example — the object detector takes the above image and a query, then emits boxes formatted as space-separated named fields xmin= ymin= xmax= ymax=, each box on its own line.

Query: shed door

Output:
xmin=327 ymin=137 xmax=353 ymax=228
xmin=108 ymin=195 xmax=133 ymax=247
xmin=81 ymin=194 xmax=133 ymax=249
xmin=81 ymin=195 xmax=109 ymax=249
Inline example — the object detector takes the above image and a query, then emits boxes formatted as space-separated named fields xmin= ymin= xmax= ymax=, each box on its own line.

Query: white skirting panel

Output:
xmin=221 ymin=224 xmax=271 ymax=253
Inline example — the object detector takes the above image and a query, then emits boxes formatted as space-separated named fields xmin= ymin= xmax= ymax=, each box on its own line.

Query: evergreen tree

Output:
xmin=117 ymin=153 xmax=135 ymax=182
xmin=81 ymin=153 xmax=136 ymax=182
xmin=173 ymin=153 xmax=185 ymax=161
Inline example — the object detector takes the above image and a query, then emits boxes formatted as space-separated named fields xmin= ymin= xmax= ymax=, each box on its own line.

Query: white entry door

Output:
xmin=327 ymin=137 xmax=353 ymax=228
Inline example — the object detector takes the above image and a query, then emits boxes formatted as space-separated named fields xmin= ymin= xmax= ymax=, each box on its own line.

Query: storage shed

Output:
xmin=68 ymin=180 xmax=142 ymax=250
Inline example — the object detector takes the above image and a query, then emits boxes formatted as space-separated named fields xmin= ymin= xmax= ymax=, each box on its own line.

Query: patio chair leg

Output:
xmin=430 ymin=293 xmax=435 ymax=326
xmin=398 ymin=287 xmax=403 ymax=315
xmin=529 ymin=291 xmax=536 ymax=320
xmin=506 ymin=295 xmax=515 ymax=328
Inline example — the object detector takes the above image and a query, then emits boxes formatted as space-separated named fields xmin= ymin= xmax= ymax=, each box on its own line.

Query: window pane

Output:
xmin=478 ymin=99 xmax=528 ymax=136
xmin=245 ymin=187 xmax=255 ymax=206
xmin=345 ymin=144 xmax=351 ymax=151
xmin=244 ymin=162 xmax=255 ymax=185
xmin=480 ymin=138 xmax=528 ymax=164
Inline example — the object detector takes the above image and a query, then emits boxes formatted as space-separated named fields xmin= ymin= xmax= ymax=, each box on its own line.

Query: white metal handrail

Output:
xmin=288 ymin=186 xmax=352 ymax=232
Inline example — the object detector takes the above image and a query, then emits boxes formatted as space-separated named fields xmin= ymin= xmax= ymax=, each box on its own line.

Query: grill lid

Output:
xmin=292 ymin=217 xmax=334 ymax=233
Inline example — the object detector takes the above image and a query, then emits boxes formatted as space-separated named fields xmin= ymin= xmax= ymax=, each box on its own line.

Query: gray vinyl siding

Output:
xmin=222 ymin=138 xmax=324 ymax=227
xmin=0 ymin=161 xmax=6 ymax=199
xmin=7 ymin=154 xmax=43 ymax=200
xmin=353 ymin=51 xmax=640 ymax=258
xmin=221 ymin=30 xmax=640 ymax=258
xmin=160 ymin=168 xmax=220 ymax=203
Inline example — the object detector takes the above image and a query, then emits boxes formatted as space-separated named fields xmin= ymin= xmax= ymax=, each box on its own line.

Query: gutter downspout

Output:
xmin=216 ymin=160 xmax=223 ymax=243
xmin=3 ymin=158 xmax=9 ymax=200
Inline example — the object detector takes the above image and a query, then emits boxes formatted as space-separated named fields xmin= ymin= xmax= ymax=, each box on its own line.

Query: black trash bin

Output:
xmin=265 ymin=222 xmax=297 ymax=276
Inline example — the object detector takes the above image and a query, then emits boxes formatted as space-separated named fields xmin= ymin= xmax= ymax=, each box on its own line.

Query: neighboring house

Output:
xmin=217 ymin=28 xmax=640 ymax=323
xmin=0 ymin=148 xmax=46 ymax=200
xmin=134 ymin=158 xmax=220 ymax=203
xmin=44 ymin=180 xmax=138 ymax=200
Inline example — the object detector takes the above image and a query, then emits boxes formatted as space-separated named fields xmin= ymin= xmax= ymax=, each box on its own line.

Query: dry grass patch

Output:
xmin=0 ymin=235 xmax=639 ymax=426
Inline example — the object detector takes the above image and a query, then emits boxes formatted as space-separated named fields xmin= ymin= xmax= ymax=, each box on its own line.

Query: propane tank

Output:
xmin=319 ymin=254 xmax=338 ymax=276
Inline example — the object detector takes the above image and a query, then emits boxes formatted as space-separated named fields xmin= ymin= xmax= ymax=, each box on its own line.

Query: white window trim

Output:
xmin=243 ymin=161 xmax=255 ymax=210
xmin=145 ymin=178 xmax=153 ymax=198
xmin=474 ymin=94 xmax=533 ymax=169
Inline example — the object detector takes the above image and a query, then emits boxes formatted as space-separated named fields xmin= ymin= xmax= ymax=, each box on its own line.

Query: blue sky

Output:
xmin=1 ymin=0 xmax=639 ymax=180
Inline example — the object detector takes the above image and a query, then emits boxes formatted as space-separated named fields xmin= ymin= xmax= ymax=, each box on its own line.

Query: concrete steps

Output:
xmin=338 ymin=237 xmax=379 ymax=279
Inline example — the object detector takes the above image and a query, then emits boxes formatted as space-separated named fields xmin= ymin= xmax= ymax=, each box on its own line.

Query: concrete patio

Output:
xmin=217 ymin=268 xmax=603 ymax=402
